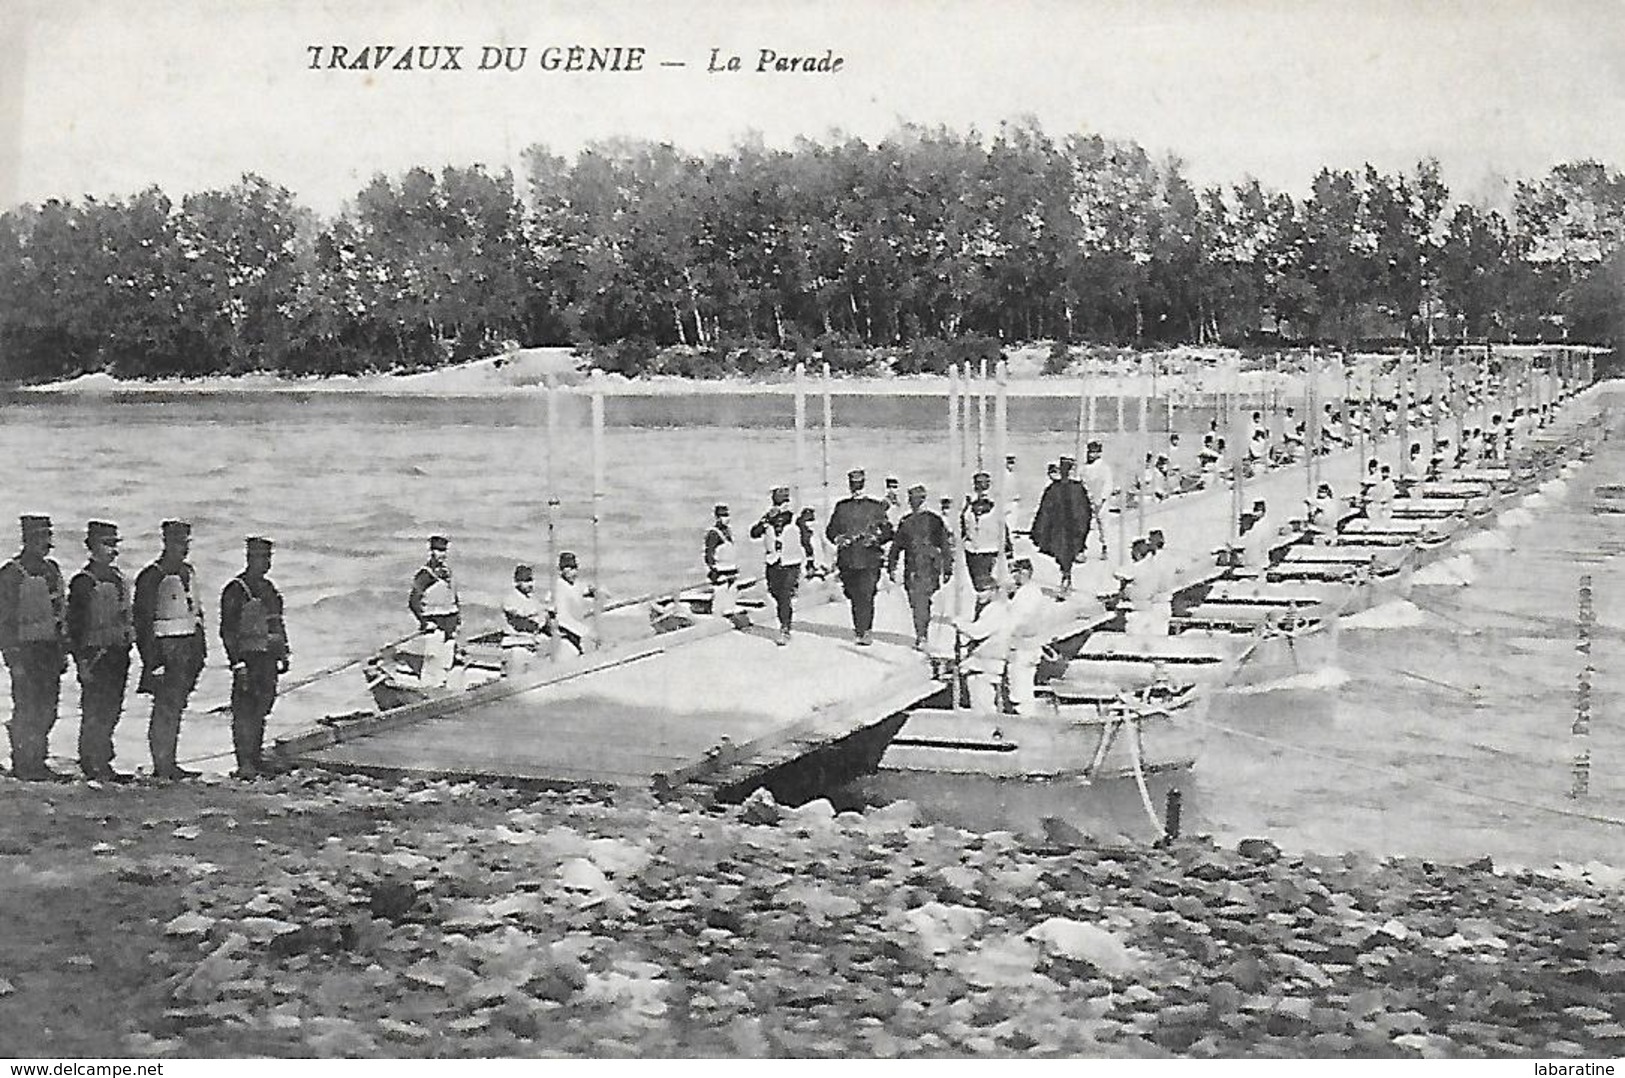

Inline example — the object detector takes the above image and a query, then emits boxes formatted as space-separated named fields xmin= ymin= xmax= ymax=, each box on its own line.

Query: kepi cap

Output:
xmin=514 ymin=564 xmax=534 ymax=582
xmin=161 ymin=520 xmax=191 ymax=540
xmin=847 ymin=468 xmax=866 ymax=482
xmin=86 ymin=520 xmax=119 ymax=543
xmin=907 ymin=484 xmax=926 ymax=496
xmin=558 ymin=551 xmax=579 ymax=570
xmin=714 ymin=503 xmax=730 ymax=516
xmin=245 ymin=536 xmax=274 ymax=554
xmin=428 ymin=534 xmax=450 ymax=550
xmin=20 ymin=514 xmax=51 ymax=535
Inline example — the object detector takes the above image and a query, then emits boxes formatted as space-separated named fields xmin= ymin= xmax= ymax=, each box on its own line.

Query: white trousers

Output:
xmin=966 ymin=669 xmax=1003 ymax=713
xmin=1007 ymin=647 xmax=1042 ymax=713
xmin=419 ymin=630 xmax=454 ymax=688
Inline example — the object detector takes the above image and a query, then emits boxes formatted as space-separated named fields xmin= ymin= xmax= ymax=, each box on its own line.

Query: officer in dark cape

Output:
xmin=1029 ymin=456 xmax=1092 ymax=591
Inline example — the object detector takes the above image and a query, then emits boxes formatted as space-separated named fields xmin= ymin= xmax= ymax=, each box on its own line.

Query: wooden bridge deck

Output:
xmin=276 ymin=595 xmax=943 ymax=799
xmin=272 ymin=438 xmax=1418 ymax=800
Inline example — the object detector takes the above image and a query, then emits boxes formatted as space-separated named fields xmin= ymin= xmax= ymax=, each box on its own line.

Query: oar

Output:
xmin=203 ymin=629 xmax=422 ymax=714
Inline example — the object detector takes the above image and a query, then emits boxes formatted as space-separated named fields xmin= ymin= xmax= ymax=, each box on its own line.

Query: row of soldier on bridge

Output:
xmin=698 ymin=450 xmax=1115 ymax=653
xmin=0 ymin=517 xmax=288 ymax=783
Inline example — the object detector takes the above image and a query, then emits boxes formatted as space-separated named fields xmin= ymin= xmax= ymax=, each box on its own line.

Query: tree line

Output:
xmin=1 ymin=121 xmax=1621 ymax=383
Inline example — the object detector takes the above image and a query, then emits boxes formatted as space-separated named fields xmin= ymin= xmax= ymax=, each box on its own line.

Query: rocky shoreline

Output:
xmin=1 ymin=772 xmax=1620 ymax=1058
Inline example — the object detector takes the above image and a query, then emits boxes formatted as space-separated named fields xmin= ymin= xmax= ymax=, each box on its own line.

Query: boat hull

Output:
xmin=859 ymin=687 xmax=1205 ymax=841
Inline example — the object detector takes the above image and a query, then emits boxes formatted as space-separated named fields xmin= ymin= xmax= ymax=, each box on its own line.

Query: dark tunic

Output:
xmin=825 ymin=496 xmax=894 ymax=572
xmin=1030 ymin=479 xmax=1093 ymax=567
xmin=887 ymin=509 xmax=952 ymax=587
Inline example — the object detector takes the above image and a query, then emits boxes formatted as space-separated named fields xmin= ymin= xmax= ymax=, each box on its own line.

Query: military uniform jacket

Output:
xmin=0 ymin=555 xmax=68 ymax=652
xmin=67 ymin=561 xmax=133 ymax=655
xmin=887 ymin=509 xmax=951 ymax=582
xmin=133 ymin=560 xmax=207 ymax=667
xmin=825 ymin=496 xmax=894 ymax=572
xmin=220 ymin=573 xmax=290 ymax=665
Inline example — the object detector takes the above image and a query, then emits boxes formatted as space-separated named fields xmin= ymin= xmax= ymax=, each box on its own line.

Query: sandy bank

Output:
xmin=14 ymin=342 xmax=1604 ymax=399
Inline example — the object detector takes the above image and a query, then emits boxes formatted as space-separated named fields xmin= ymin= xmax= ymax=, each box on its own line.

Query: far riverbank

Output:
xmin=12 ymin=342 xmax=1607 ymax=400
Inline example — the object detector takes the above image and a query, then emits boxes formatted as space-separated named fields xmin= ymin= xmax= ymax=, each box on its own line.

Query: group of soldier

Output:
xmin=716 ymin=451 xmax=1115 ymax=656
xmin=0 ymin=516 xmax=289 ymax=783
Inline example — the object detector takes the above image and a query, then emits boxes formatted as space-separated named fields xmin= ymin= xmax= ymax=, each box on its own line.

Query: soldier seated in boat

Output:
xmin=546 ymin=552 xmax=596 ymax=655
xmin=1196 ymin=435 xmax=1222 ymax=482
xmin=1368 ymin=466 xmax=1397 ymax=523
xmin=1232 ymin=500 xmax=1273 ymax=571
xmin=501 ymin=564 xmax=544 ymax=674
xmin=1112 ymin=539 xmax=1166 ymax=636
xmin=1306 ymin=484 xmax=1340 ymax=543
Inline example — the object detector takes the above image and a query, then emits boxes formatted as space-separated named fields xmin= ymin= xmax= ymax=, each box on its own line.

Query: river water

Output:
xmin=0 ymin=386 xmax=1619 ymax=865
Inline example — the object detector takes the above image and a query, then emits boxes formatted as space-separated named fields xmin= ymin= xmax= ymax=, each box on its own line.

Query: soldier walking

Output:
xmin=826 ymin=468 xmax=894 ymax=646
xmin=887 ymin=484 xmax=953 ymax=649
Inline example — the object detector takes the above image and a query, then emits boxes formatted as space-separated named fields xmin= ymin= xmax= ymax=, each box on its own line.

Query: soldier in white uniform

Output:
xmin=703 ymin=504 xmax=739 ymax=618
xmin=1080 ymin=441 xmax=1115 ymax=560
xmin=501 ymin=564 xmax=545 ymax=674
xmin=549 ymin=551 xmax=596 ymax=656
xmin=408 ymin=535 xmax=459 ymax=687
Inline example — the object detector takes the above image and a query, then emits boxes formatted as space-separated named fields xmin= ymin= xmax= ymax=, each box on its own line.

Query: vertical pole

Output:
xmin=545 ymin=385 xmax=561 ymax=665
xmin=1230 ymin=361 xmax=1243 ymax=547
xmin=1428 ymin=348 xmax=1440 ymax=473
xmin=992 ymin=359 xmax=1009 ymax=581
xmin=1355 ymin=358 xmax=1367 ymax=482
xmin=1397 ymin=350 xmax=1411 ymax=479
xmin=947 ymin=367 xmax=961 ymax=648
xmin=590 ymin=391 xmax=604 ymax=650
xmin=949 ymin=362 xmax=962 ymax=481
xmin=1086 ymin=356 xmax=1096 ymax=458
xmin=1075 ymin=370 xmax=1087 ymax=464
xmin=978 ymin=358 xmax=989 ymax=469
xmin=821 ymin=361 xmax=833 ymax=518
xmin=1304 ymin=361 xmax=1315 ymax=505
xmin=947 ymin=366 xmax=960 ymax=504
xmin=794 ymin=362 xmax=806 ymax=513
xmin=1451 ymin=357 xmax=1464 ymax=462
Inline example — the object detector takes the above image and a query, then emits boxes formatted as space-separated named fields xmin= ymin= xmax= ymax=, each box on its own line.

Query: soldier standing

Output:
xmin=0 ymin=515 xmax=70 ymax=781
xmin=219 ymin=537 xmax=290 ymax=779
xmin=66 ymin=521 xmax=133 ymax=782
xmin=408 ymin=535 xmax=459 ymax=687
xmin=702 ymin=505 xmax=740 ymax=618
xmin=134 ymin=520 xmax=207 ymax=781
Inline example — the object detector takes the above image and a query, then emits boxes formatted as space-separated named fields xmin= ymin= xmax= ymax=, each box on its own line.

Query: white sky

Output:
xmin=3 ymin=0 xmax=1623 ymax=216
